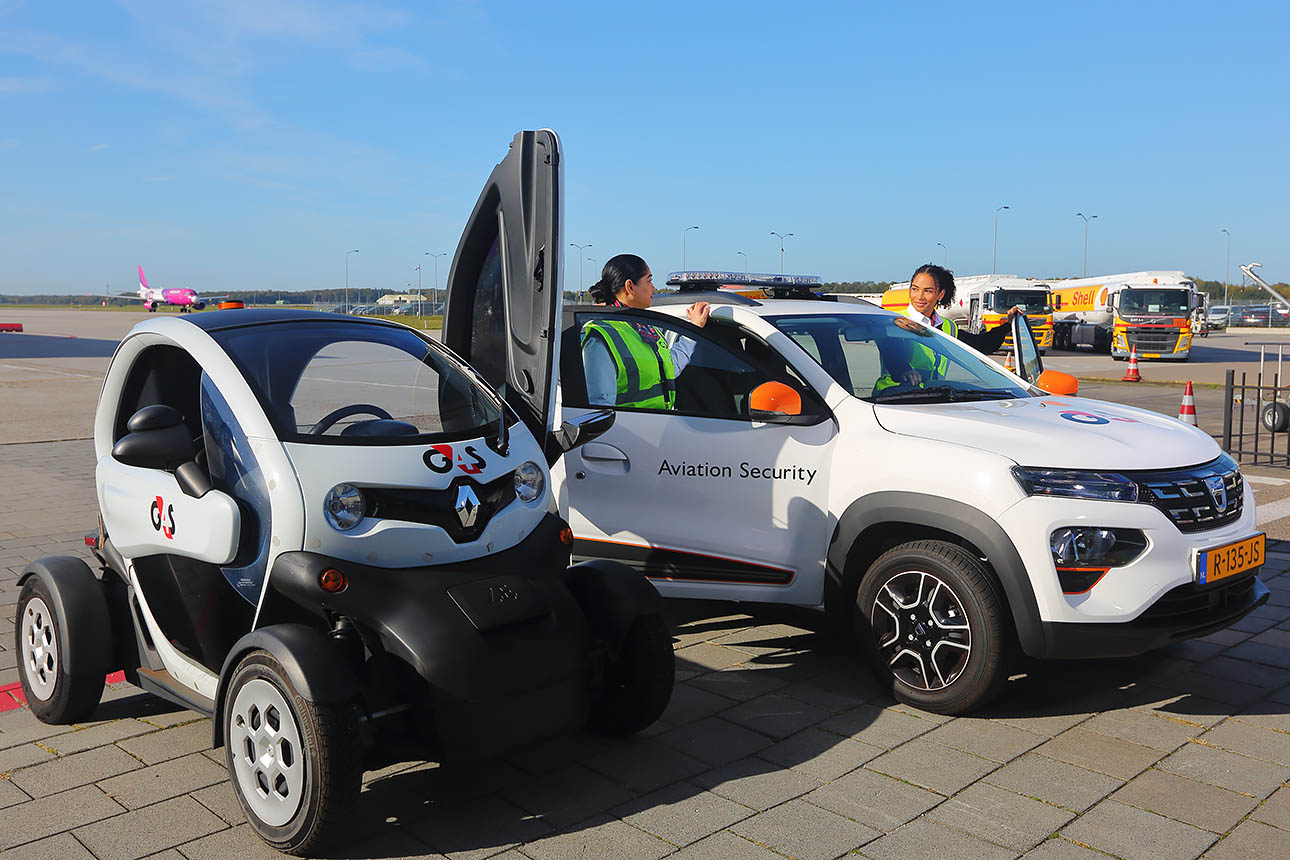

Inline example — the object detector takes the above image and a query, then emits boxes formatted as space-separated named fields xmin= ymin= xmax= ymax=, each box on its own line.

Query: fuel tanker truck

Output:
xmin=882 ymin=274 xmax=1054 ymax=354
xmin=1049 ymin=271 xmax=1198 ymax=360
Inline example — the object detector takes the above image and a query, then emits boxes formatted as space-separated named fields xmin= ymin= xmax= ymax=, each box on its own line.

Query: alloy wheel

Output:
xmin=871 ymin=570 xmax=972 ymax=691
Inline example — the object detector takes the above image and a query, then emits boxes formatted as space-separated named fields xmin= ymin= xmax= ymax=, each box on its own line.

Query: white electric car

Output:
xmin=15 ymin=131 xmax=672 ymax=855
xmin=434 ymin=135 xmax=1266 ymax=715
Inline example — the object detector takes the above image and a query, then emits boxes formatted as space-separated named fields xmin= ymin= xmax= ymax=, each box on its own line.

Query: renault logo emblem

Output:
xmin=1204 ymin=475 xmax=1228 ymax=513
xmin=455 ymin=485 xmax=481 ymax=528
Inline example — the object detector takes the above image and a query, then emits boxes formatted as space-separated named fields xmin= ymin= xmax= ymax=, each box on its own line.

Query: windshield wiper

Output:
xmin=873 ymin=386 xmax=1020 ymax=403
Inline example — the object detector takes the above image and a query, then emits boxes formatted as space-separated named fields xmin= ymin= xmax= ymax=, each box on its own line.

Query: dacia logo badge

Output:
xmin=1205 ymin=475 xmax=1228 ymax=513
xmin=455 ymin=485 xmax=481 ymax=529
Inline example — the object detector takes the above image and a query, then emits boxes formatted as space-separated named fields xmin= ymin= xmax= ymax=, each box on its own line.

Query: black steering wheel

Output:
xmin=308 ymin=404 xmax=393 ymax=435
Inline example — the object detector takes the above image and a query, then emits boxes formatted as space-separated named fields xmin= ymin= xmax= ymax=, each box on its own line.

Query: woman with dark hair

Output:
xmin=582 ymin=254 xmax=710 ymax=409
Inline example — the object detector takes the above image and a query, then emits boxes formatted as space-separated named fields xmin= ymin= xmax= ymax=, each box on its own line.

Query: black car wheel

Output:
xmin=587 ymin=614 xmax=675 ymax=737
xmin=224 ymin=651 xmax=361 ymax=856
xmin=856 ymin=540 xmax=1010 ymax=715
xmin=1262 ymin=402 xmax=1290 ymax=433
xmin=16 ymin=573 xmax=109 ymax=724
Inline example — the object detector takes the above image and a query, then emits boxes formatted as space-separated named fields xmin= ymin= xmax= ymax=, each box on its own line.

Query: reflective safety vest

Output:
xmin=874 ymin=310 xmax=958 ymax=392
xmin=582 ymin=319 xmax=677 ymax=409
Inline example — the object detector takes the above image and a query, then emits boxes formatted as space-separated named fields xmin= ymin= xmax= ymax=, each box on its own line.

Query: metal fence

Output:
xmin=1223 ymin=368 xmax=1290 ymax=466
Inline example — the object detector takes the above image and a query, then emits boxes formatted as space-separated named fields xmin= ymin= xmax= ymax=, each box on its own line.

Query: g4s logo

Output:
xmin=150 ymin=495 xmax=177 ymax=540
xmin=423 ymin=444 xmax=487 ymax=475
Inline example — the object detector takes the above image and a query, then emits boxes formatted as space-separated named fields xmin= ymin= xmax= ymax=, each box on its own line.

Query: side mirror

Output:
xmin=1053 ymin=295 xmax=1062 ymax=310
xmin=750 ymin=381 xmax=803 ymax=418
xmin=556 ymin=409 xmax=615 ymax=452
xmin=112 ymin=405 xmax=194 ymax=470
xmin=1037 ymin=369 xmax=1079 ymax=396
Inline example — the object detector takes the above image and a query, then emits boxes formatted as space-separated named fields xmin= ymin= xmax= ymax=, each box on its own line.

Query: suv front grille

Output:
xmin=1137 ymin=574 xmax=1259 ymax=630
xmin=1134 ymin=458 xmax=1243 ymax=533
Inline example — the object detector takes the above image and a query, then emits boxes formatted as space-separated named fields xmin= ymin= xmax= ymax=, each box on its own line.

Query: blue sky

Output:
xmin=0 ymin=0 xmax=1286 ymax=296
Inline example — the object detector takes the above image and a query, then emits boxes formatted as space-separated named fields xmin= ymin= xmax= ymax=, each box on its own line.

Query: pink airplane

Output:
xmin=110 ymin=266 xmax=227 ymax=313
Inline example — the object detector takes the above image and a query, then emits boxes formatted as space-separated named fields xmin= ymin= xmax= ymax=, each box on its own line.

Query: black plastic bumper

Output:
xmin=1040 ymin=572 xmax=1269 ymax=659
xmin=268 ymin=514 xmax=591 ymax=760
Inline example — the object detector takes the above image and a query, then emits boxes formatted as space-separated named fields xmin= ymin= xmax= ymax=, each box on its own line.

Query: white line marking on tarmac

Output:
xmin=1246 ymin=474 xmax=1290 ymax=486
xmin=1256 ymin=497 xmax=1290 ymax=525
xmin=0 ymin=363 xmax=101 ymax=379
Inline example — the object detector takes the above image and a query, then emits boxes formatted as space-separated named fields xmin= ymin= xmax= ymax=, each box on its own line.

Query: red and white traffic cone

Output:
xmin=1121 ymin=345 xmax=1142 ymax=382
xmin=1178 ymin=381 xmax=1197 ymax=425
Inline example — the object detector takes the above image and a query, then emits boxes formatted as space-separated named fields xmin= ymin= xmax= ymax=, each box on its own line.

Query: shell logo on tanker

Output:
xmin=1059 ymin=286 xmax=1109 ymax=311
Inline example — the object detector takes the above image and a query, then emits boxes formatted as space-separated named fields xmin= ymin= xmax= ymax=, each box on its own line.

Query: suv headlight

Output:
xmin=324 ymin=483 xmax=365 ymax=531
xmin=514 ymin=461 xmax=545 ymax=503
xmin=1012 ymin=467 xmax=1138 ymax=502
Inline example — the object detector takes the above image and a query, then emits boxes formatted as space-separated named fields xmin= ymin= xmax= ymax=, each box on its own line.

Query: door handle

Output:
xmin=580 ymin=442 xmax=628 ymax=463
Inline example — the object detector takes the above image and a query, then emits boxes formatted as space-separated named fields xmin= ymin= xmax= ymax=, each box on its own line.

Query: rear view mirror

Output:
xmin=556 ymin=409 xmax=615 ymax=452
xmin=842 ymin=326 xmax=870 ymax=343
xmin=1037 ymin=369 xmax=1079 ymax=396
xmin=1053 ymin=295 xmax=1062 ymax=310
xmin=750 ymin=381 xmax=803 ymax=418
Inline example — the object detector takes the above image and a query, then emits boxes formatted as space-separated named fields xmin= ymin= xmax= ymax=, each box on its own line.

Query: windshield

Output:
xmin=1119 ymin=289 xmax=1190 ymax=315
xmin=994 ymin=289 xmax=1050 ymax=313
xmin=768 ymin=313 xmax=1033 ymax=403
xmin=210 ymin=320 xmax=503 ymax=444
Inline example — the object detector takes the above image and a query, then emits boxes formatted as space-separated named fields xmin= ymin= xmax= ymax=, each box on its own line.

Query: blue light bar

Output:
xmin=667 ymin=270 xmax=822 ymax=288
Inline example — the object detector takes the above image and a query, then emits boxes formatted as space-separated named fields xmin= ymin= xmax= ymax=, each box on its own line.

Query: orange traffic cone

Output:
xmin=1121 ymin=346 xmax=1142 ymax=382
xmin=1178 ymin=381 xmax=1197 ymax=425
xmin=1004 ymin=350 xmax=1015 ymax=372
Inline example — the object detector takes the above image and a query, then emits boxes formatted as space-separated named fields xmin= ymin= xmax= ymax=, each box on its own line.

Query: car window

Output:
xmin=573 ymin=312 xmax=814 ymax=420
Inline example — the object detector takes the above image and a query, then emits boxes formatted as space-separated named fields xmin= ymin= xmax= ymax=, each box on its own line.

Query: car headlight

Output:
xmin=1012 ymin=467 xmax=1138 ymax=502
xmin=514 ymin=461 xmax=545 ymax=503
xmin=324 ymin=483 xmax=365 ymax=531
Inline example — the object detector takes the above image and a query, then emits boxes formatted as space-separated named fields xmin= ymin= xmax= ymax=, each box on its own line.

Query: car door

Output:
xmin=441 ymin=129 xmax=562 ymax=452
xmin=556 ymin=306 xmax=837 ymax=606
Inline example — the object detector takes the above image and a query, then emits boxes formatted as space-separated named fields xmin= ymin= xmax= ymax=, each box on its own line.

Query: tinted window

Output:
xmin=469 ymin=234 xmax=508 ymax=390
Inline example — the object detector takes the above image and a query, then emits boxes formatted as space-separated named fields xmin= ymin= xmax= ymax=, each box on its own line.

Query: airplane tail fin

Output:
xmin=138 ymin=266 xmax=148 ymax=291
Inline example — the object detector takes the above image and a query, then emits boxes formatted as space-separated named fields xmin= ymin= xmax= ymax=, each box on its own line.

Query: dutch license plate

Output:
xmin=1195 ymin=533 xmax=1265 ymax=585
xmin=1144 ymin=353 xmax=1161 ymax=358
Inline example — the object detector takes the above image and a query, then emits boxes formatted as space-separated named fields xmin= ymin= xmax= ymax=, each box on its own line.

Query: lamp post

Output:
xmin=737 ymin=251 xmax=748 ymax=277
xmin=425 ymin=252 xmax=446 ymax=314
xmin=1221 ymin=229 xmax=1231 ymax=308
xmin=345 ymin=249 xmax=359 ymax=311
xmin=570 ymin=243 xmax=593 ymax=301
xmin=414 ymin=265 xmax=422 ymax=316
xmin=771 ymin=231 xmax=794 ymax=274
xmin=936 ymin=242 xmax=947 ymax=267
xmin=683 ymin=226 xmax=699 ymax=269
xmin=1076 ymin=213 xmax=1098 ymax=277
xmin=992 ymin=206 xmax=1009 ymax=275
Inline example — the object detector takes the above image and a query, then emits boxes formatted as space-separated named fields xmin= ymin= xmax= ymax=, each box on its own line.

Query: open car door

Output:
xmin=442 ymin=129 xmax=562 ymax=451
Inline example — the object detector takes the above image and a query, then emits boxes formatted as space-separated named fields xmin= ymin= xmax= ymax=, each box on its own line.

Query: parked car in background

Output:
xmin=1237 ymin=305 xmax=1272 ymax=326
xmin=1205 ymin=305 xmax=1230 ymax=330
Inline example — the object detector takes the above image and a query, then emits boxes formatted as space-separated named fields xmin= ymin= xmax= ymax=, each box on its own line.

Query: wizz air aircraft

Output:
xmin=111 ymin=266 xmax=228 ymax=313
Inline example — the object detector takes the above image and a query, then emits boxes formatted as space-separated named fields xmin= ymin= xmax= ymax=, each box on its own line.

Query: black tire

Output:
xmin=587 ymin=614 xmax=675 ymax=737
xmin=1262 ymin=402 xmax=1290 ymax=433
xmin=855 ymin=540 xmax=1010 ymax=715
xmin=15 ymin=576 xmax=108 ymax=723
xmin=224 ymin=651 xmax=361 ymax=856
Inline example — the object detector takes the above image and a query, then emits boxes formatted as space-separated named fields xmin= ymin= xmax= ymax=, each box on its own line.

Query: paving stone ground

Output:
xmin=2 ymin=440 xmax=1289 ymax=859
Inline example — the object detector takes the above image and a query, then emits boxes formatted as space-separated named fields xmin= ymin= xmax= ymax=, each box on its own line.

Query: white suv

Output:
xmin=441 ymin=130 xmax=1268 ymax=715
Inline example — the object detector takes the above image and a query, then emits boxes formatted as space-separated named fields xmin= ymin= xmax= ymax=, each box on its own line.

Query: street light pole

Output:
xmin=771 ymin=231 xmax=794 ymax=274
xmin=992 ymin=206 xmax=1009 ymax=275
xmin=1076 ymin=213 xmax=1098 ymax=277
xmin=683 ymin=226 xmax=699 ymax=270
xmin=345 ymin=249 xmax=359 ymax=311
xmin=570 ymin=243 xmax=593 ymax=301
xmin=1221 ymin=229 xmax=1231 ymax=308
xmin=414 ymin=265 xmax=422 ymax=316
xmin=936 ymin=242 xmax=947 ymax=267
xmin=737 ymin=251 xmax=747 ymax=276
xmin=425 ymin=252 xmax=446 ymax=315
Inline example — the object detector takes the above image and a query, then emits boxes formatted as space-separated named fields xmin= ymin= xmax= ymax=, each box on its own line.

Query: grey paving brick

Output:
xmin=658 ymin=716 xmax=772 ymax=766
xmin=0 ymin=708 xmax=73 ymax=750
xmin=1202 ymin=820 xmax=1290 ymax=859
xmin=1250 ymin=784 xmax=1290 ymax=831
xmin=1111 ymin=768 xmax=1260 ymax=833
xmin=501 ymin=763 xmax=635 ymax=828
xmin=134 ymin=708 xmax=203 ymax=729
xmin=756 ymin=726 xmax=882 ymax=780
xmin=73 ymin=795 xmax=226 ymax=860
xmin=984 ymin=752 xmax=1123 ymax=813
xmin=0 ymin=784 xmax=124 ymax=851
xmin=731 ymin=796 xmax=880 ymax=860
xmin=818 ymin=702 xmax=939 ymax=747
xmin=95 ymin=752 xmax=227 ymax=810
xmin=9 ymin=744 xmax=142 ymax=798
xmin=1197 ymin=654 xmax=1290 ymax=688
xmin=173 ymin=824 xmax=291 ymax=860
xmin=985 ymin=708 xmax=1091 ymax=737
xmin=1022 ymin=838 xmax=1119 ymax=859
xmin=614 ymin=782 xmax=753 ymax=847
xmin=1235 ymin=699 xmax=1290 ymax=734
xmin=0 ymin=832 xmax=96 ymax=860
xmin=583 ymin=738 xmax=707 ymax=794
xmin=708 ymin=622 xmax=814 ymax=655
xmin=805 ymin=766 xmax=943 ymax=831
xmin=189 ymin=780 xmax=243 ymax=825
xmin=926 ymin=781 xmax=1074 ymax=851
xmin=0 ymin=775 xmax=31 ymax=808
xmin=1034 ymin=727 xmax=1164 ymax=779
xmin=778 ymin=673 xmax=882 ymax=712
xmin=1201 ymin=718 xmax=1290 ymax=767
xmin=1163 ymin=669 xmax=1268 ymax=707
xmin=859 ymin=818 xmax=1018 ymax=860
xmin=658 ymin=683 xmax=737 ymax=725
xmin=924 ymin=717 xmax=1048 ymax=762
xmin=1081 ymin=709 xmax=1206 ymax=752
xmin=113 ymin=719 xmax=210 ymax=767
xmin=666 ymin=829 xmax=786 ymax=860
xmin=0 ymin=742 xmax=56 ymax=774
xmin=1225 ymin=641 xmax=1290 ymax=671
xmin=520 ymin=815 xmax=672 ymax=860
xmin=1158 ymin=740 xmax=1290 ymax=798
xmin=721 ymin=692 xmax=831 ymax=739
xmin=674 ymin=641 xmax=753 ymax=672
xmin=402 ymin=795 xmax=550 ymax=860
xmin=692 ymin=756 xmax=820 ymax=810
xmin=504 ymin=730 xmax=625 ymax=775
xmin=35 ymin=719 xmax=155 ymax=756
xmin=1136 ymin=688 xmax=1241 ymax=728
xmin=866 ymin=737 xmax=998 ymax=794
xmin=1062 ymin=800 xmax=1217 ymax=860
